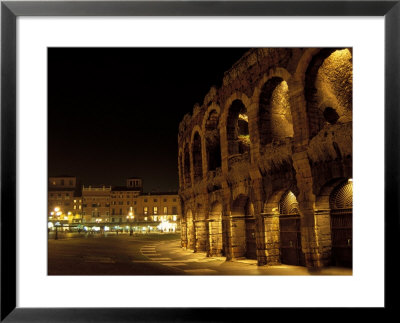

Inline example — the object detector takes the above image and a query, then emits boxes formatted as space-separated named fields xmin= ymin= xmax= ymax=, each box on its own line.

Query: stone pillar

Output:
xmin=261 ymin=213 xmax=281 ymax=265
xmin=187 ymin=219 xmax=196 ymax=250
xmin=181 ymin=220 xmax=188 ymax=249
xmin=293 ymin=151 xmax=325 ymax=268
xmin=314 ymin=209 xmax=333 ymax=266
xmin=207 ymin=219 xmax=224 ymax=256
xmin=228 ymin=216 xmax=246 ymax=259
xmin=194 ymin=219 xmax=208 ymax=252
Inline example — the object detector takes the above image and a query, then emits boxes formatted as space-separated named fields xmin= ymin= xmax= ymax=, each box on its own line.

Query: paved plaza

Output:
xmin=48 ymin=233 xmax=352 ymax=276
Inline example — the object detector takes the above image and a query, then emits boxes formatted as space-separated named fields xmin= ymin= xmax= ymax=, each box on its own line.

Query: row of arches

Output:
xmin=179 ymin=48 xmax=352 ymax=188
xmin=182 ymin=178 xmax=352 ymax=268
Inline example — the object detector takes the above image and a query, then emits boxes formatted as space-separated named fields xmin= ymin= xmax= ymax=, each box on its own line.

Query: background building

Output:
xmin=48 ymin=176 xmax=181 ymax=233
xmin=48 ymin=176 xmax=82 ymax=228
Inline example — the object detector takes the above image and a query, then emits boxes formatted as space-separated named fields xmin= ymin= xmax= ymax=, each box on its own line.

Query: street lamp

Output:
xmin=54 ymin=207 xmax=62 ymax=240
xmin=126 ymin=212 xmax=134 ymax=235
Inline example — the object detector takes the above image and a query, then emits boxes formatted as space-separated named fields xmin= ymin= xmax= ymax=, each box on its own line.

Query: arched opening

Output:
xmin=205 ymin=110 xmax=221 ymax=172
xmin=227 ymin=100 xmax=250 ymax=158
xmin=305 ymin=48 xmax=353 ymax=138
xmin=192 ymin=132 xmax=203 ymax=182
xmin=330 ymin=179 xmax=353 ymax=268
xmin=279 ymin=191 xmax=305 ymax=266
xmin=183 ymin=144 xmax=191 ymax=187
xmin=259 ymin=78 xmax=294 ymax=146
xmin=186 ymin=210 xmax=195 ymax=250
xmin=208 ymin=201 xmax=224 ymax=256
xmin=231 ymin=195 xmax=257 ymax=259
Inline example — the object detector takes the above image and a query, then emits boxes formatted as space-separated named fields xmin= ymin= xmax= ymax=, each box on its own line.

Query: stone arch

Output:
xmin=225 ymin=99 xmax=251 ymax=157
xmin=183 ymin=143 xmax=191 ymax=187
xmin=278 ymin=190 xmax=306 ymax=266
xmin=190 ymin=129 xmax=203 ymax=182
xmin=316 ymin=177 xmax=353 ymax=268
xmin=304 ymin=48 xmax=353 ymax=138
xmin=202 ymin=104 xmax=222 ymax=172
xmin=230 ymin=194 xmax=257 ymax=259
xmin=257 ymin=76 xmax=294 ymax=146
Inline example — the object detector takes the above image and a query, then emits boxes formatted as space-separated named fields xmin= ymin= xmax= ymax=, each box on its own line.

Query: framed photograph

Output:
xmin=1 ymin=0 xmax=397 ymax=321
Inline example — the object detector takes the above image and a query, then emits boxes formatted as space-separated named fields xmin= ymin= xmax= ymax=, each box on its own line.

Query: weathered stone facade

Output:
xmin=178 ymin=48 xmax=353 ymax=269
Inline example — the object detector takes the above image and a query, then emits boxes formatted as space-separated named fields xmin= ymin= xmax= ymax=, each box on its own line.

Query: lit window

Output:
xmin=144 ymin=207 xmax=148 ymax=215
xmin=163 ymin=207 xmax=168 ymax=214
xmin=153 ymin=207 xmax=158 ymax=215
xmin=173 ymin=215 xmax=177 ymax=221
xmin=144 ymin=217 xmax=148 ymax=221
xmin=153 ymin=216 xmax=158 ymax=221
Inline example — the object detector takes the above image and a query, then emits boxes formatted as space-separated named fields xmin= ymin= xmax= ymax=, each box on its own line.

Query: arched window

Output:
xmin=205 ymin=110 xmax=221 ymax=171
xmin=192 ymin=132 xmax=203 ymax=182
xmin=305 ymin=48 xmax=353 ymax=138
xmin=226 ymin=99 xmax=250 ymax=157
xmin=259 ymin=78 xmax=293 ymax=146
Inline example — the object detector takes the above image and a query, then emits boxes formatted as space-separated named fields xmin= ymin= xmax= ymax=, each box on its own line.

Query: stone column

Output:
xmin=207 ymin=218 xmax=224 ymax=256
xmin=228 ymin=215 xmax=246 ymax=259
xmin=261 ymin=213 xmax=281 ymax=265
xmin=181 ymin=220 xmax=188 ymax=249
xmin=194 ymin=219 xmax=208 ymax=252
xmin=293 ymin=151 xmax=325 ymax=268
xmin=314 ymin=209 xmax=333 ymax=266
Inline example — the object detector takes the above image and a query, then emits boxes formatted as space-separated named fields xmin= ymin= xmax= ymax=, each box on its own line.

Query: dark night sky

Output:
xmin=48 ymin=48 xmax=250 ymax=192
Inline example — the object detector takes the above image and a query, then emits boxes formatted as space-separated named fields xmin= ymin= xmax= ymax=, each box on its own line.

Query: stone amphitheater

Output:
xmin=177 ymin=48 xmax=352 ymax=269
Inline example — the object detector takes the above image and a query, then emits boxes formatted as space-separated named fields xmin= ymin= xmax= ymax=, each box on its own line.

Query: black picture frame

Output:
xmin=1 ymin=1 xmax=398 ymax=321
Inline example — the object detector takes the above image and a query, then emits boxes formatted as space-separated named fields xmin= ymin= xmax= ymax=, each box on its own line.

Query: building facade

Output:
xmin=48 ymin=176 xmax=82 ymax=225
xmin=177 ymin=48 xmax=353 ymax=269
xmin=48 ymin=176 xmax=181 ymax=232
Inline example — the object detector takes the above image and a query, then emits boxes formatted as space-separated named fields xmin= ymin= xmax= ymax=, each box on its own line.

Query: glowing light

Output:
xmin=54 ymin=207 xmax=60 ymax=212
xmin=157 ymin=220 xmax=177 ymax=232
xmin=104 ymin=226 xmax=110 ymax=231
xmin=348 ymin=178 xmax=353 ymax=183
xmin=50 ymin=212 xmax=54 ymax=215
xmin=48 ymin=222 xmax=54 ymax=228
xmin=92 ymin=226 xmax=100 ymax=231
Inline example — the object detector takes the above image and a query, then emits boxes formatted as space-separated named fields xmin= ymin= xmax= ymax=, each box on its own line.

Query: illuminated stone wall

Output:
xmin=178 ymin=48 xmax=353 ymax=269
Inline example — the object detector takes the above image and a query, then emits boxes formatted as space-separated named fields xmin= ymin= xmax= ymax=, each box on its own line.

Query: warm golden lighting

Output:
xmin=238 ymin=113 xmax=248 ymax=122
xmin=54 ymin=207 xmax=60 ymax=212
